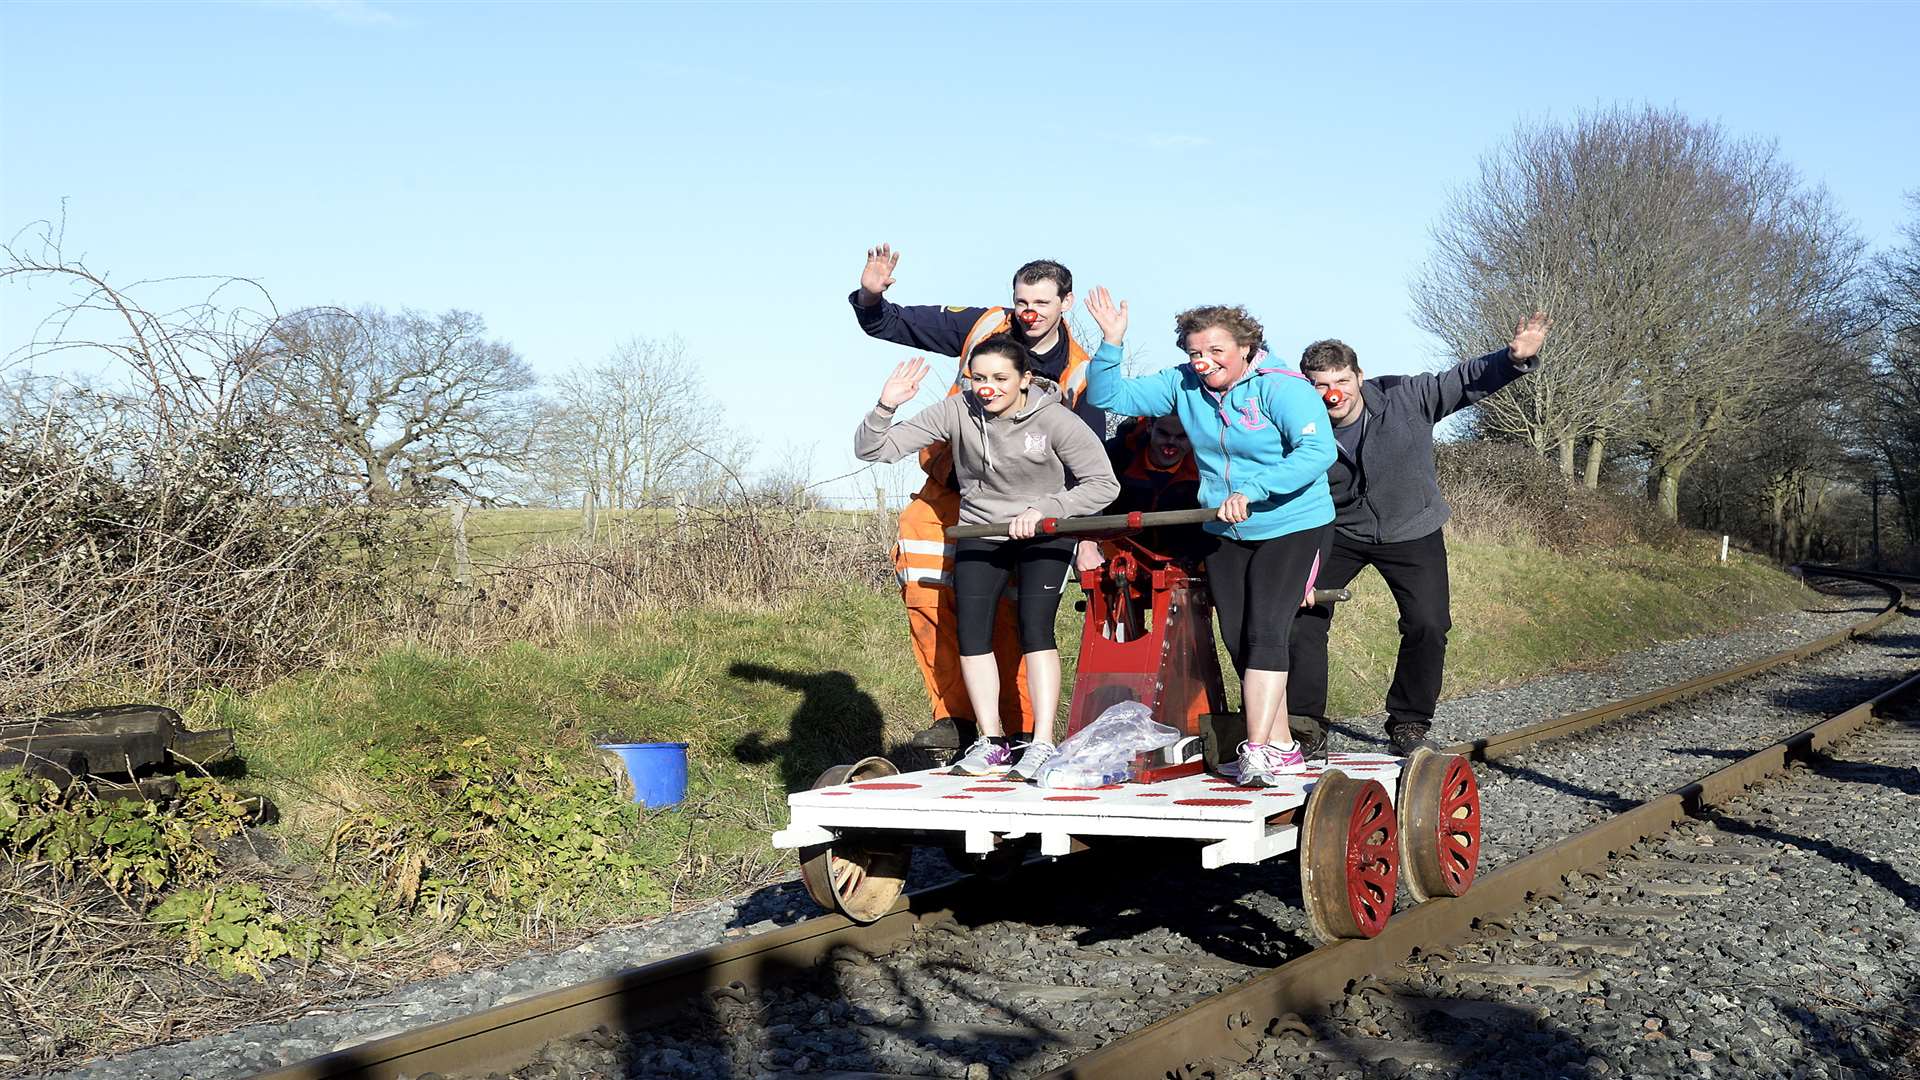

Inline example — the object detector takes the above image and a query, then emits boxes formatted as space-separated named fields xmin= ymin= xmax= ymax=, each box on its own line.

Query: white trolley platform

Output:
xmin=773 ymin=747 xmax=1481 ymax=941
xmin=773 ymin=753 xmax=1405 ymax=870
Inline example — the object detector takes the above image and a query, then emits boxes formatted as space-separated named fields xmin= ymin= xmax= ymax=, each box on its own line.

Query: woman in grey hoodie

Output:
xmin=856 ymin=336 xmax=1120 ymax=779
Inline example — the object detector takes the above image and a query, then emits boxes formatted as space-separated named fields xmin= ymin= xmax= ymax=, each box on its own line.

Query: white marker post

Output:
xmin=1719 ymin=535 xmax=1730 ymax=564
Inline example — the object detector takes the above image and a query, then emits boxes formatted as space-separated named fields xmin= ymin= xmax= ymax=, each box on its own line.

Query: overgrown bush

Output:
xmin=0 ymin=768 xmax=254 ymax=898
xmin=0 ymin=424 xmax=382 ymax=713
xmin=405 ymin=499 xmax=896 ymax=650
xmin=1436 ymin=440 xmax=1690 ymax=552
xmin=323 ymin=736 xmax=663 ymax=936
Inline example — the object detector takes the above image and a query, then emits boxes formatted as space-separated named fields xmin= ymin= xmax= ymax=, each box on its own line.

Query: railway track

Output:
xmin=247 ymin=568 xmax=1913 ymax=1080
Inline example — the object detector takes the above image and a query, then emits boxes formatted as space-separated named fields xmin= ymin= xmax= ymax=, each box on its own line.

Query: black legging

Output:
xmin=953 ymin=536 xmax=1077 ymax=655
xmin=1205 ymin=524 xmax=1331 ymax=672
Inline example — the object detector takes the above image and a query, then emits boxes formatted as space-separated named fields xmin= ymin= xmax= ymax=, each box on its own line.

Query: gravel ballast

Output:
xmin=46 ymin=583 xmax=1910 ymax=1080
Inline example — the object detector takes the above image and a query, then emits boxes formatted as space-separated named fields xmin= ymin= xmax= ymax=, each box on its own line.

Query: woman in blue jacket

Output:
xmin=1085 ymin=289 xmax=1336 ymax=786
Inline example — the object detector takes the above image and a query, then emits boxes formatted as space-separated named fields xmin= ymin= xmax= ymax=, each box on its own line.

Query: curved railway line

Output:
xmin=243 ymin=567 xmax=1915 ymax=1080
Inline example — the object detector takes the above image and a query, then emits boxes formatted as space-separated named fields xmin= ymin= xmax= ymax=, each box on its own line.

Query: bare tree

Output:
xmin=1416 ymin=107 xmax=1861 ymax=515
xmin=269 ymin=306 xmax=537 ymax=503
xmin=1685 ymin=327 xmax=1875 ymax=560
xmin=1416 ymin=122 xmax=1633 ymax=477
xmin=1866 ymin=192 xmax=1920 ymax=550
xmin=3 ymin=217 xmax=284 ymax=445
xmin=539 ymin=337 xmax=730 ymax=508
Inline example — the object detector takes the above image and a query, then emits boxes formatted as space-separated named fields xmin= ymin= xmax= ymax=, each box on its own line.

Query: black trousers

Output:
xmin=953 ymin=536 xmax=1076 ymax=656
xmin=1204 ymin=524 xmax=1330 ymax=673
xmin=1287 ymin=528 xmax=1451 ymax=731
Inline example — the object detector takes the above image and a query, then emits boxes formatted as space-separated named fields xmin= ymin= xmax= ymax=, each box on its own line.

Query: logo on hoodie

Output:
xmin=1023 ymin=432 xmax=1050 ymax=457
xmin=1236 ymin=397 xmax=1269 ymax=431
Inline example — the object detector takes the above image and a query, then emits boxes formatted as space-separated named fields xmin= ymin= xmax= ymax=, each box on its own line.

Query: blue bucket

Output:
xmin=598 ymin=742 xmax=689 ymax=808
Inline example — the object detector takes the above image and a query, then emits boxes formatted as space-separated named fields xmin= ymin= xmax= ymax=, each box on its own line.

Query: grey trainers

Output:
xmin=951 ymin=737 xmax=1014 ymax=776
xmin=1008 ymin=740 xmax=1057 ymax=782
xmin=1233 ymin=741 xmax=1271 ymax=787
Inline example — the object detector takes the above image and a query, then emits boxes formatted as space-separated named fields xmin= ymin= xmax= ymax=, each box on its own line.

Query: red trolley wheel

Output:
xmin=1299 ymin=770 xmax=1398 ymax=942
xmin=798 ymin=756 xmax=910 ymax=923
xmin=1396 ymin=748 xmax=1482 ymax=903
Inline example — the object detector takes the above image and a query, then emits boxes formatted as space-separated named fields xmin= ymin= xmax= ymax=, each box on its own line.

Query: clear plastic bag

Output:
xmin=1037 ymin=701 xmax=1181 ymax=788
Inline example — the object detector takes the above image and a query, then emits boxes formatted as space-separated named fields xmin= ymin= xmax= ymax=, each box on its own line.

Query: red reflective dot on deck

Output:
xmin=1043 ymin=795 xmax=1100 ymax=802
xmin=851 ymin=782 xmax=920 ymax=790
xmin=941 ymin=795 xmax=973 ymax=800
xmin=964 ymin=785 xmax=1016 ymax=793
xmin=1135 ymin=792 xmax=1170 ymax=797
xmin=1212 ymin=786 xmax=1264 ymax=794
xmin=821 ymin=791 xmax=850 ymax=796
xmin=1175 ymin=797 xmax=1252 ymax=807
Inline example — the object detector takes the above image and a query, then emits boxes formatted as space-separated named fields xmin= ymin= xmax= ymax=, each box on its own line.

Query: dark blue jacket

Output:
xmin=849 ymin=291 xmax=1107 ymax=437
xmin=1331 ymin=347 xmax=1538 ymax=544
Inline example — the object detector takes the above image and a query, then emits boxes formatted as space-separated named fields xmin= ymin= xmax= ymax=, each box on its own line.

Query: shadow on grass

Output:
xmin=727 ymin=662 xmax=885 ymax=793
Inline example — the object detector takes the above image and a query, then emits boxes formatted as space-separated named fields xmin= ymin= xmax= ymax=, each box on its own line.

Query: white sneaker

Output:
xmin=952 ymin=737 xmax=1014 ymax=776
xmin=1233 ymin=741 xmax=1270 ymax=786
xmin=1268 ymin=741 xmax=1308 ymax=776
xmin=1008 ymin=740 xmax=1057 ymax=782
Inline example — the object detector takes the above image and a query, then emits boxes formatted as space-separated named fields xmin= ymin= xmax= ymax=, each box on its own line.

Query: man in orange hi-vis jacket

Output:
xmin=851 ymin=245 xmax=1108 ymax=752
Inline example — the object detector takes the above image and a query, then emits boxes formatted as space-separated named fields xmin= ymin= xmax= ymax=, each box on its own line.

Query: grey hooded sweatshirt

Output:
xmin=855 ymin=378 xmax=1120 ymax=535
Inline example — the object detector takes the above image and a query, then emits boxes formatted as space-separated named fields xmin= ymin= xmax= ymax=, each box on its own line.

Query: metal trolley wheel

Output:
xmin=1396 ymin=747 xmax=1483 ymax=903
xmin=798 ymin=756 xmax=911 ymax=923
xmin=1299 ymin=769 xmax=1399 ymax=942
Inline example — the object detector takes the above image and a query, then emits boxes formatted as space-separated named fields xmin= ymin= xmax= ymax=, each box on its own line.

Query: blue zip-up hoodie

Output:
xmin=1087 ymin=341 xmax=1335 ymax=541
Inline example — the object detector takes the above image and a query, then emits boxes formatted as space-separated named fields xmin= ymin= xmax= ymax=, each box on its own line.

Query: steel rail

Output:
xmin=244 ymin=569 xmax=1908 ymax=1080
xmin=245 ymin=877 xmax=1000 ymax=1080
xmin=1444 ymin=565 xmax=1902 ymax=763
xmin=1042 ymin=663 xmax=1920 ymax=1079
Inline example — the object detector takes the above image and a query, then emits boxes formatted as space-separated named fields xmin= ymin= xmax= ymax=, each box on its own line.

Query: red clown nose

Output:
xmin=975 ymin=385 xmax=999 ymax=401
xmin=1191 ymin=358 xmax=1220 ymax=375
xmin=1018 ymin=310 xmax=1041 ymax=328
xmin=1321 ymin=387 xmax=1346 ymax=409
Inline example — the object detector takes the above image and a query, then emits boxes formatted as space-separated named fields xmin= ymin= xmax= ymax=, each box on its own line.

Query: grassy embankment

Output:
xmin=3 ymin=505 xmax=1820 ymax=1071
xmin=205 ymin=529 xmax=1812 ymax=920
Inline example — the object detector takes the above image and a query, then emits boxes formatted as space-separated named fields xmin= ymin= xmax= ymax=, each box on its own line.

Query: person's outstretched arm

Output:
xmin=848 ymin=243 xmax=985 ymax=356
xmin=1414 ymin=310 xmax=1553 ymax=421
xmin=1083 ymin=286 xmax=1180 ymax=417
xmin=854 ymin=357 xmax=960 ymax=462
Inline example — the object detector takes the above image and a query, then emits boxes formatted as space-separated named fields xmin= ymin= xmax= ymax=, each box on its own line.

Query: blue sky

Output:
xmin=4 ymin=1 xmax=1917 ymax=501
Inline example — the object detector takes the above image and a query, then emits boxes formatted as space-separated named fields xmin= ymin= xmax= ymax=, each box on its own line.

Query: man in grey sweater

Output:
xmin=1289 ymin=313 xmax=1550 ymax=756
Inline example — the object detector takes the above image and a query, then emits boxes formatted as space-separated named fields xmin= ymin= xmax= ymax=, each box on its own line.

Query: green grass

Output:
xmin=194 ymin=530 xmax=1812 ymax=930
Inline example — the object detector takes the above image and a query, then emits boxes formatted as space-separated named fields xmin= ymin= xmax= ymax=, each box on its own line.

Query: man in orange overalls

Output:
xmin=850 ymin=245 xmax=1108 ymax=751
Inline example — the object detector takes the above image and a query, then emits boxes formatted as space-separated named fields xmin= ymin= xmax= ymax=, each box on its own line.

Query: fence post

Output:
xmin=581 ymin=490 xmax=597 ymax=543
xmin=451 ymin=502 xmax=472 ymax=588
xmin=1719 ymin=535 xmax=1729 ymax=564
xmin=873 ymin=485 xmax=889 ymax=515
xmin=674 ymin=492 xmax=689 ymax=540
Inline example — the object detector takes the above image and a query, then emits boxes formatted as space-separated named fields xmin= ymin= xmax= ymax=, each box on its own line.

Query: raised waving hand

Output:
xmin=1509 ymin=310 xmax=1551 ymax=360
xmin=858 ymin=244 xmax=901 ymax=304
xmin=1086 ymin=286 xmax=1129 ymax=347
xmin=878 ymin=356 xmax=931 ymax=409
